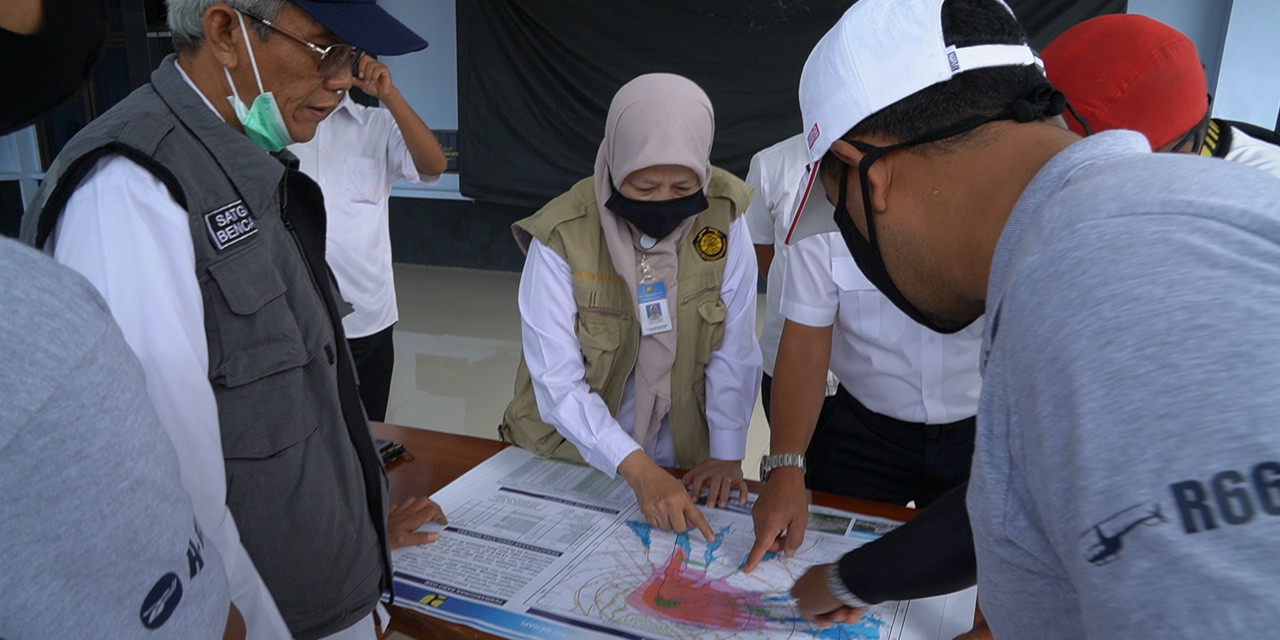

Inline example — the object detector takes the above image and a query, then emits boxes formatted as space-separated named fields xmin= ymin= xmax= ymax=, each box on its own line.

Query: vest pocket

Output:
xmin=202 ymin=248 xmax=317 ymax=459
xmin=205 ymin=249 xmax=312 ymax=387
xmin=575 ymin=311 xmax=623 ymax=391
xmin=694 ymin=296 xmax=727 ymax=365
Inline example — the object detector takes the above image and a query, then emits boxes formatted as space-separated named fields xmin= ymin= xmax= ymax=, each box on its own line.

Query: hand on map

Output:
xmin=744 ymin=466 xmax=808 ymax=572
xmin=681 ymin=458 xmax=747 ymax=509
xmin=791 ymin=563 xmax=864 ymax=625
xmin=618 ymin=451 xmax=717 ymax=541
xmin=387 ymin=495 xmax=449 ymax=549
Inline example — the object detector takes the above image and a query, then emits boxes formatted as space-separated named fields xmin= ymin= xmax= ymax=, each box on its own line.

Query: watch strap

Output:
xmin=759 ymin=453 xmax=806 ymax=480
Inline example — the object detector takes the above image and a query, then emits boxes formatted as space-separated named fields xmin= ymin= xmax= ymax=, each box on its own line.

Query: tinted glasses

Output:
xmin=241 ymin=12 xmax=363 ymax=78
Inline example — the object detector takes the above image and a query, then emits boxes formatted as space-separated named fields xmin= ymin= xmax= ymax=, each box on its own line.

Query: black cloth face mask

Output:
xmin=832 ymin=85 xmax=1067 ymax=334
xmin=0 ymin=0 xmax=107 ymax=135
xmin=605 ymin=187 xmax=709 ymax=240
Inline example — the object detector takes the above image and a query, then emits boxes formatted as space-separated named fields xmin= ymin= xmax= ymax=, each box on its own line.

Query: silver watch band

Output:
xmin=759 ymin=453 xmax=806 ymax=480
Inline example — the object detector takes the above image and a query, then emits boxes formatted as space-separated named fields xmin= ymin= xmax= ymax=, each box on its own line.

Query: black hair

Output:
xmin=820 ymin=0 xmax=1051 ymax=178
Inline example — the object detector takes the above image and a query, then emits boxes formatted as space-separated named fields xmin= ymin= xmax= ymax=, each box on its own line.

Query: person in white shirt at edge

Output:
xmin=744 ymin=134 xmax=842 ymax=425
xmin=290 ymin=54 xmax=446 ymax=422
xmin=744 ymin=132 xmax=983 ymax=571
xmin=25 ymin=1 xmax=447 ymax=638
xmin=499 ymin=73 xmax=763 ymax=541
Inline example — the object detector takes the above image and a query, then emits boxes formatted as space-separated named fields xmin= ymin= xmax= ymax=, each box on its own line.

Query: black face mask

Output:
xmin=605 ymin=187 xmax=709 ymax=240
xmin=832 ymin=85 xmax=1067 ymax=334
xmin=0 ymin=0 xmax=107 ymax=135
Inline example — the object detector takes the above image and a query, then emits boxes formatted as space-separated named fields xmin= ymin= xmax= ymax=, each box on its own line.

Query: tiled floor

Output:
xmin=384 ymin=263 xmax=772 ymax=481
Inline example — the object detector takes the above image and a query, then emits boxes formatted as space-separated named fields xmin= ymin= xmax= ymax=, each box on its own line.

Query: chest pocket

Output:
xmin=342 ymin=155 xmax=383 ymax=205
xmin=204 ymin=247 xmax=312 ymax=388
xmin=692 ymin=292 xmax=727 ymax=365
xmin=576 ymin=311 xmax=624 ymax=392
xmin=203 ymin=247 xmax=321 ymax=459
xmin=831 ymin=254 xmax=905 ymax=341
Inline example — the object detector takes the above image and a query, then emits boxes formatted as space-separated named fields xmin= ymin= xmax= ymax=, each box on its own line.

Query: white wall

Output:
xmin=1212 ymin=0 xmax=1280 ymax=129
xmin=1130 ymin=0 xmax=1280 ymax=131
xmin=380 ymin=0 xmax=465 ymax=200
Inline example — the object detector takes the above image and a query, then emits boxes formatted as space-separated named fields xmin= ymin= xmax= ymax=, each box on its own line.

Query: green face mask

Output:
xmin=224 ymin=11 xmax=294 ymax=153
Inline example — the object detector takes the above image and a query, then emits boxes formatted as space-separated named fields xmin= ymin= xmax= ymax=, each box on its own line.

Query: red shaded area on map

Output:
xmin=625 ymin=547 xmax=770 ymax=630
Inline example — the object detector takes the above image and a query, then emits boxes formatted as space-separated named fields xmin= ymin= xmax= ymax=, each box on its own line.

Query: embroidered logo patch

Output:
xmin=204 ymin=200 xmax=257 ymax=251
xmin=693 ymin=226 xmax=727 ymax=261
xmin=807 ymin=122 xmax=821 ymax=149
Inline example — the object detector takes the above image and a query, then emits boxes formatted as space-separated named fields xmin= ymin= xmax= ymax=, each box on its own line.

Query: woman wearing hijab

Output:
xmin=500 ymin=73 xmax=763 ymax=540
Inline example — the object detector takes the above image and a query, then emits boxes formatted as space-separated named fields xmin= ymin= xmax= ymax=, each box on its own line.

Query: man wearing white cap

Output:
xmin=786 ymin=0 xmax=1280 ymax=637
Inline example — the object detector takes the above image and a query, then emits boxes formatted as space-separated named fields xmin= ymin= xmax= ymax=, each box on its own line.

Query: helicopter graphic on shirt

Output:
xmin=1080 ymin=503 xmax=1169 ymax=566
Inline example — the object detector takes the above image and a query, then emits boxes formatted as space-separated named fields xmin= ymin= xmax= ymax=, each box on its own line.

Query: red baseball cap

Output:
xmin=1041 ymin=13 xmax=1208 ymax=150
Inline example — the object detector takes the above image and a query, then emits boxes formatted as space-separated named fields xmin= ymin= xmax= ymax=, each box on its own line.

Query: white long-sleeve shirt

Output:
xmin=518 ymin=215 xmax=762 ymax=475
xmin=47 ymin=66 xmax=291 ymax=640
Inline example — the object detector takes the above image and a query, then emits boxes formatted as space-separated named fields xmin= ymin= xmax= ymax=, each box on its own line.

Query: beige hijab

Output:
xmin=593 ymin=73 xmax=715 ymax=451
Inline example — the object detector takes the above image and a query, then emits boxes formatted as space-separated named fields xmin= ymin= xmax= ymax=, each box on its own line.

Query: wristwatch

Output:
xmin=759 ymin=453 xmax=806 ymax=481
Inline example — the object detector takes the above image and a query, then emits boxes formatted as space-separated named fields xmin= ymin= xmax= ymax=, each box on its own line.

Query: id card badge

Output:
xmin=637 ymin=281 xmax=673 ymax=335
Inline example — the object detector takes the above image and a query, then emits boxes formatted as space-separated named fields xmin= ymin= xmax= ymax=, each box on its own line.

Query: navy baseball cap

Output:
xmin=292 ymin=0 xmax=428 ymax=55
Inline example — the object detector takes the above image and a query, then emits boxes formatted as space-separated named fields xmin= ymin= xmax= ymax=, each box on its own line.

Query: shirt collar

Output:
xmin=174 ymin=61 xmax=225 ymax=122
xmin=329 ymin=92 xmax=369 ymax=126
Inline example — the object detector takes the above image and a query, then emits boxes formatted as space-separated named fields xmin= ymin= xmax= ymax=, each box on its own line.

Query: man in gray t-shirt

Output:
xmin=785 ymin=0 xmax=1280 ymax=637
xmin=0 ymin=238 xmax=232 ymax=638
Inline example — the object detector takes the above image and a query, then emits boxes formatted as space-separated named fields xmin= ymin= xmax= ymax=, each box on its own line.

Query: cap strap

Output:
xmin=946 ymin=43 xmax=1037 ymax=76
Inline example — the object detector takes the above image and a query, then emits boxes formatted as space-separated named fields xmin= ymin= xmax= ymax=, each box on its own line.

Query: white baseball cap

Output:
xmin=785 ymin=0 xmax=1039 ymax=244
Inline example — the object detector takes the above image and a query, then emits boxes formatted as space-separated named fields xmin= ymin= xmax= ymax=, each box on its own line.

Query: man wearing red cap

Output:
xmin=1042 ymin=13 xmax=1280 ymax=178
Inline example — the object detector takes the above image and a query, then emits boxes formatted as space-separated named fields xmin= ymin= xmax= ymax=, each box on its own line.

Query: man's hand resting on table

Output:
xmin=387 ymin=496 xmax=449 ymax=548
xmin=682 ymin=458 xmax=748 ymax=509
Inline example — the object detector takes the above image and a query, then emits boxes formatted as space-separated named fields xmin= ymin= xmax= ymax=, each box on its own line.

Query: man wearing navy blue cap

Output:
xmin=21 ymin=1 xmax=445 ymax=639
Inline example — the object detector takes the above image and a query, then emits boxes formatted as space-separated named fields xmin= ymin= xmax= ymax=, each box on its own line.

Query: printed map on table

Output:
xmin=392 ymin=447 xmax=976 ymax=640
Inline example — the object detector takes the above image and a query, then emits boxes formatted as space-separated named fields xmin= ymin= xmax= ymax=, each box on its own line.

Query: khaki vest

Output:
xmin=500 ymin=167 xmax=753 ymax=470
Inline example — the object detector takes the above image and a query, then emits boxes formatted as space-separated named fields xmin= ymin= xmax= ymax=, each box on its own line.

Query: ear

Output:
xmin=203 ymin=3 xmax=242 ymax=69
xmin=829 ymin=139 xmax=892 ymax=216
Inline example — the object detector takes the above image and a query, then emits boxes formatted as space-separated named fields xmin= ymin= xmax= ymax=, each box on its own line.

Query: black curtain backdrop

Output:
xmin=457 ymin=0 xmax=1125 ymax=208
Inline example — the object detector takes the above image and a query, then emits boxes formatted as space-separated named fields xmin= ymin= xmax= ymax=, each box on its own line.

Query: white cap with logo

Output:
xmin=785 ymin=0 xmax=1039 ymax=244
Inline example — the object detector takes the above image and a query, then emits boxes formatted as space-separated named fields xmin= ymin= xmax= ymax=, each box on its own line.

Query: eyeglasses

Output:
xmin=241 ymin=12 xmax=363 ymax=78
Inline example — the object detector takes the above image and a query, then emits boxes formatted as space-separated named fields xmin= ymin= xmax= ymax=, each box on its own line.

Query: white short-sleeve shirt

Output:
xmin=782 ymin=232 xmax=983 ymax=424
xmin=289 ymin=95 xmax=440 ymax=338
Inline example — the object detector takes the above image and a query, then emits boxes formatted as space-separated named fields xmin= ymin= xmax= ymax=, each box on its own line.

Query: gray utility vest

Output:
xmin=22 ymin=57 xmax=389 ymax=640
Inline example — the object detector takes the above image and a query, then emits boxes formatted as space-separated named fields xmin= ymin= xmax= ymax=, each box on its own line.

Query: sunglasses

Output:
xmin=241 ymin=12 xmax=364 ymax=78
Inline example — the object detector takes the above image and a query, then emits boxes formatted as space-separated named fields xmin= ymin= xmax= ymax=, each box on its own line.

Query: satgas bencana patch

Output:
xmin=204 ymin=200 xmax=257 ymax=251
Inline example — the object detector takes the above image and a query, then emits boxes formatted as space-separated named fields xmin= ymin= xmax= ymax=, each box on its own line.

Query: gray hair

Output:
xmin=166 ymin=0 xmax=288 ymax=53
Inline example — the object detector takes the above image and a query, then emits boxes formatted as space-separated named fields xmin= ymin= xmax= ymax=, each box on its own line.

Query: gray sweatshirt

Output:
xmin=970 ymin=130 xmax=1280 ymax=638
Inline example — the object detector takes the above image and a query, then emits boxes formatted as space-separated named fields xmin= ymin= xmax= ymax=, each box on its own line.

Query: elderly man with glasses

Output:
xmin=21 ymin=2 xmax=446 ymax=639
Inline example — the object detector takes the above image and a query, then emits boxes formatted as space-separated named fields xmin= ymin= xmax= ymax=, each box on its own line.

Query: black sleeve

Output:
xmin=836 ymin=482 xmax=976 ymax=603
